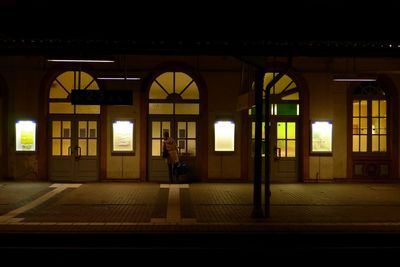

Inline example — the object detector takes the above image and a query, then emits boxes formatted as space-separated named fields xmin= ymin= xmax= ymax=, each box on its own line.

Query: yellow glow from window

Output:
xmin=49 ymin=81 xmax=68 ymax=98
xmin=149 ymin=72 xmax=200 ymax=101
xmin=277 ymin=122 xmax=285 ymax=139
xmin=149 ymin=103 xmax=173 ymax=114
xmin=75 ymin=105 xmax=100 ymax=114
xmin=175 ymin=103 xmax=199 ymax=115
xmin=175 ymin=72 xmax=193 ymax=94
xmin=156 ymin=72 xmax=174 ymax=94
xmin=49 ymin=71 xmax=100 ymax=114
xmin=214 ymin=121 xmax=235 ymax=152
xmin=149 ymin=82 xmax=168 ymax=99
xmin=180 ymin=82 xmax=199 ymax=99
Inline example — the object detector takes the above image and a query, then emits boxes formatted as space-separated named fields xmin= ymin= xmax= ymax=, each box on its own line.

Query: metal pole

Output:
xmin=252 ymin=67 xmax=264 ymax=218
xmin=264 ymin=79 xmax=271 ymax=218
xmin=263 ymin=60 xmax=291 ymax=218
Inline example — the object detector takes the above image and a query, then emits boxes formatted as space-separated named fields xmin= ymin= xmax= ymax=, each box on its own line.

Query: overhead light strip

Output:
xmin=47 ymin=59 xmax=115 ymax=63
xmin=333 ymin=78 xmax=377 ymax=82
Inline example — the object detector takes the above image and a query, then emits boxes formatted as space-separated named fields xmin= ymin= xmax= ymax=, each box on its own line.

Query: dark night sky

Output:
xmin=0 ymin=1 xmax=399 ymax=41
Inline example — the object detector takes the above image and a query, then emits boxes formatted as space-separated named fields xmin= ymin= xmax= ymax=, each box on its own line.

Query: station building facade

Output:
xmin=0 ymin=54 xmax=399 ymax=183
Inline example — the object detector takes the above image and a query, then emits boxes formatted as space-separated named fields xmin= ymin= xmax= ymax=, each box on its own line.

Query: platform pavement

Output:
xmin=1 ymin=181 xmax=400 ymax=230
xmin=1 ymin=181 xmax=400 ymax=255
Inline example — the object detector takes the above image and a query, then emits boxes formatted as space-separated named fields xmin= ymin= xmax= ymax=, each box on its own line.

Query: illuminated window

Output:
xmin=250 ymin=72 xmax=300 ymax=158
xmin=249 ymin=72 xmax=300 ymax=116
xmin=49 ymin=71 xmax=100 ymax=114
xmin=277 ymin=121 xmax=296 ymax=157
xmin=352 ymin=82 xmax=387 ymax=152
xmin=51 ymin=120 xmax=71 ymax=156
xmin=177 ymin=121 xmax=197 ymax=156
xmin=151 ymin=121 xmax=170 ymax=156
xmin=148 ymin=72 xmax=200 ymax=115
xmin=264 ymin=73 xmax=299 ymax=98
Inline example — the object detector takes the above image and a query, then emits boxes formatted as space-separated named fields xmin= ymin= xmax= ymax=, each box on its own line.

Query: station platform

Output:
xmin=1 ymin=181 xmax=400 ymax=259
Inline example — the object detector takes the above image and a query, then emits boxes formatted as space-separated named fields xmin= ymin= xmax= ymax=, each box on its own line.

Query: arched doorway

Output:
xmin=249 ymin=72 xmax=301 ymax=182
xmin=147 ymin=71 xmax=200 ymax=182
xmin=47 ymin=71 xmax=101 ymax=182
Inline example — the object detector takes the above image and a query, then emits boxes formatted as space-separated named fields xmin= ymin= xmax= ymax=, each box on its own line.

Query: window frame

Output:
xmin=148 ymin=71 xmax=200 ymax=115
xmin=352 ymin=82 xmax=388 ymax=154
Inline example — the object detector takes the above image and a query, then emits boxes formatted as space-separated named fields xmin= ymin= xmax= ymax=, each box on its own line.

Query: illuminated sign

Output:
xmin=311 ymin=121 xmax=332 ymax=153
xmin=214 ymin=120 xmax=235 ymax=152
xmin=16 ymin=120 xmax=36 ymax=152
xmin=112 ymin=120 xmax=134 ymax=153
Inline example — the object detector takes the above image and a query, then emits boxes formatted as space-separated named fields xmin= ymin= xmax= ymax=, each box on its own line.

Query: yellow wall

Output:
xmin=106 ymin=86 xmax=141 ymax=180
xmin=303 ymin=71 xmax=349 ymax=180
xmin=206 ymin=71 xmax=242 ymax=179
xmin=6 ymin=57 xmax=44 ymax=180
xmin=3 ymin=55 xmax=400 ymax=182
xmin=332 ymin=81 xmax=348 ymax=179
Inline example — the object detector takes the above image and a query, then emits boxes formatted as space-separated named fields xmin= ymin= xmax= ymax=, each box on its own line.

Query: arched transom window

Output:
xmin=250 ymin=72 xmax=300 ymax=116
xmin=148 ymin=72 xmax=200 ymax=115
xmin=250 ymin=72 xmax=300 ymax=157
xmin=49 ymin=71 xmax=100 ymax=114
xmin=264 ymin=72 xmax=299 ymax=116
xmin=352 ymin=82 xmax=387 ymax=152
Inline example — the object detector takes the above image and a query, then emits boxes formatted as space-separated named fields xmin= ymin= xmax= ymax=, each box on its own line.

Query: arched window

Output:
xmin=250 ymin=72 xmax=300 ymax=116
xmin=264 ymin=72 xmax=300 ymax=115
xmin=250 ymin=72 xmax=300 ymax=158
xmin=148 ymin=72 xmax=200 ymax=115
xmin=352 ymin=82 xmax=387 ymax=152
xmin=147 ymin=71 xmax=201 ymax=182
xmin=49 ymin=71 xmax=100 ymax=114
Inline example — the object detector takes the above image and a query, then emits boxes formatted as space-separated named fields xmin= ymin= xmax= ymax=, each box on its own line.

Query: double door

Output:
xmin=49 ymin=115 xmax=99 ymax=182
xmin=250 ymin=117 xmax=298 ymax=182
xmin=148 ymin=117 xmax=198 ymax=182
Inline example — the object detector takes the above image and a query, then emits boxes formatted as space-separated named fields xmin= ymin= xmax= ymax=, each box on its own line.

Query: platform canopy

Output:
xmin=0 ymin=1 xmax=399 ymax=57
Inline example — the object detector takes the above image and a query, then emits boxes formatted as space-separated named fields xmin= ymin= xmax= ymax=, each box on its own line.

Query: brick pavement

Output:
xmin=0 ymin=182 xmax=400 ymax=232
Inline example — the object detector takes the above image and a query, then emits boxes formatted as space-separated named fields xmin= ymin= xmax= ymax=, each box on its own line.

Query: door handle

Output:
xmin=274 ymin=146 xmax=281 ymax=161
xmin=75 ymin=146 xmax=81 ymax=161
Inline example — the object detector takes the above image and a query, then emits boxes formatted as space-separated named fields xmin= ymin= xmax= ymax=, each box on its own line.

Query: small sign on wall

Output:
xmin=214 ymin=120 xmax=235 ymax=152
xmin=16 ymin=120 xmax=36 ymax=152
xmin=112 ymin=120 xmax=135 ymax=154
xmin=311 ymin=120 xmax=332 ymax=154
